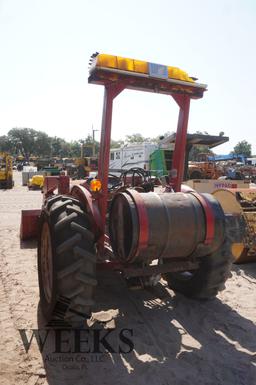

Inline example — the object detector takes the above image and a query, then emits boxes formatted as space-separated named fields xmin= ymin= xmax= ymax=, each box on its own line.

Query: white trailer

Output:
xmin=109 ymin=143 xmax=158 ymax=174
xmin=248 ymin=157 xmax=256 ymax=166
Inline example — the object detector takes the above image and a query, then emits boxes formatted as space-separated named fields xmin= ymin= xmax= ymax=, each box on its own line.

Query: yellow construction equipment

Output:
xmin=184 ymin=178 xmax=256 ymax=264
xmin=28 ymin=175 xmax=44 ymax=190
xmin=212 ymin=188 xmax=256 ymax=263
xmin=188 ymin=153 xmax=223 ymax=180
xmin=0 ymin=152 xmax=13 ymax=189
xmin=74 ymin=157 xmax=98 ymax=179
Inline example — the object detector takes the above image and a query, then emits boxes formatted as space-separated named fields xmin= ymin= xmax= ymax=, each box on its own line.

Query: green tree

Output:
xmin=188 ymin=131 xmax=224 ymax=160
xmin=60 ymin=142 xmax=72 ymax=157
xmin=111 ymin=139 xmax=124 ymax=148
xmin=151 ymin=131 xmax=172 ymax=143
xmin=188 ymin=145 xmax=213 ymax=161
xmin=8 ymin=128 xmax=51 ymax=159
xmin=33 ymin=131 xmax=51 ymax=156
xmin=0 ymin=135 xmax=13 ymax=153
xmin=233 ymin=140 xmax=251 ymax=157
xmin=51 ymin=136 xmax=68 ymax=157
xmin=79 ymin=135 xmax=100 ymax=157
xmin=70 ymin=141 xmax=82 ymax=157
xmin=125 ymin=133 xmax=150 ymax=143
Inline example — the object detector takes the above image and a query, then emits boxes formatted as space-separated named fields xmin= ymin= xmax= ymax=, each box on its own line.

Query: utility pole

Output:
xmin=80 ymin=141 xmax=84 ymax=158
xmin=92 ymin=125 xmax=99 ymax=157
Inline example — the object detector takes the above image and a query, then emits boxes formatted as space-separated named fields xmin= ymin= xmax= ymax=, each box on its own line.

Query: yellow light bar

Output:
xmin=92 ymin=53 xmax=195 ymax=83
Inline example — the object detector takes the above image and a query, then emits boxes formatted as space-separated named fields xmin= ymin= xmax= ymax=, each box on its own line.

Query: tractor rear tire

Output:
xmin=38 ymin=195 xmax=97 ymax=327
xmin=164 ymin=219 xmax=233 ymax=299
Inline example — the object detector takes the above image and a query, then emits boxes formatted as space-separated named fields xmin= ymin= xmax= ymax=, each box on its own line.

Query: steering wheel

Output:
xmin=120 ymin=167 xmax=154 ymax=191
xmin=107 ymin=173 xmax=122 ymax=191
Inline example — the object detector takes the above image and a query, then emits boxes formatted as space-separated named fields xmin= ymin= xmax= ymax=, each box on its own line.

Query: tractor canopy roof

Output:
xmin=160 ymin=133 xmax=229 ymax=149
xmin=88 ymin=53 xmax=207 ymax=99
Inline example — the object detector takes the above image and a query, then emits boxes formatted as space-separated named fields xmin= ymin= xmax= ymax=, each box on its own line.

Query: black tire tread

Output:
xmin=38 ymin=195 xmax=96 ymax=327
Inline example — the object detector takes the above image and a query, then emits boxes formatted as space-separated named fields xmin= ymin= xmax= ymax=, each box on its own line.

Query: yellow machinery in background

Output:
xmin=28 ymin=175 xmax=44 ymax=190
xmin=188 ymin=153 xmax=223 ymax=179
xmin=0 ymin=152 xmax=13 ymax=189
xmin=74 ymin=157 xmax=98 ymax=179
xmin=212 ymin=188 xmax=256 ymax=263
xmin=184 ymin=178 xmax=256 ymax=264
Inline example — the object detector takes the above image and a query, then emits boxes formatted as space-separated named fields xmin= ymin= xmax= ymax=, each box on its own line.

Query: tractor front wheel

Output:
xmin=38 ymin=195 xmax=97 ymax=327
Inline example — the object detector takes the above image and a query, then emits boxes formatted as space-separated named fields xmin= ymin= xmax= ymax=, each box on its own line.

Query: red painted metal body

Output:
xmin=190 ymin=192 xmax=215 ymax=245
xmin=125 ymin=189 xmax=149 ymax=257
xmin=94 ymin=82 xmax=196 ymax=250
xmin=43 ymin=175 xmax=70 ymax=198
xmin=22 ymin=60 xmax=210 ymax=265
xmin=71 ymin=184 xmax=103 ymax=239
xmin=97 ymin=84 xmax=126 ymax=235
xmin=21 ymin=176 xmax=70 ymax=240
xmin=97 ymin=86 xmax=190 ymax=209
xmin=171 ymin=94 xmax=191 ymax=191
xmin=42 ymin=176 xmax=59 ymax=197
xmin=20 ymin=209 xmax=41 ymax=240
xmin=58 ymin=175 xmax=70 ymax=194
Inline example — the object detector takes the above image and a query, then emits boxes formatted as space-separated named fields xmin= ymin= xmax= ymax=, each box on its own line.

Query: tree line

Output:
xmin=0 ymin=128 xmax=253 ymax=159
xmin=0 ymin=128 xmax=96 ymax=159
xmin=0 ymin=128 xmax=168 ymax=159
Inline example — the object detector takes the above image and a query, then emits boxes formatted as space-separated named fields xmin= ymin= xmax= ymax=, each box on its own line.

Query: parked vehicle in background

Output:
xmin=188 ymin=153 xmax=224 ymax=179
xmin=109 ymin=142 xmax=157 ymax=174
xmin=150 ymin=134 xmax=231 ymax=179
xmin=0 ymin=152 xmax=14 ymax=189
xmin=28 ymin=175 xmax=44 ymax=190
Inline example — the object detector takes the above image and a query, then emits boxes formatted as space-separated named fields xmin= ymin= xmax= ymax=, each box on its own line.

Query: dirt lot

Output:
xmin=0 ymin=171 xmax=255 ymax=385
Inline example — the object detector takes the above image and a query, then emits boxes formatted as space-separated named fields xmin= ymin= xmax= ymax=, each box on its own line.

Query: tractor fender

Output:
xmin=70 ymin=184 xmax=103 ymax=239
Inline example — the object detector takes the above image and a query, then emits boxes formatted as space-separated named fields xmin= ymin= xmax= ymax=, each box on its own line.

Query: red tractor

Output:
xmin=21 ymin=53 xmax=236 ymax=327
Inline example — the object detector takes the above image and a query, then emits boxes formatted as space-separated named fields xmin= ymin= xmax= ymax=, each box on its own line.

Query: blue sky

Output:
xmin=0 ymin=0 xmax=255 ymax=154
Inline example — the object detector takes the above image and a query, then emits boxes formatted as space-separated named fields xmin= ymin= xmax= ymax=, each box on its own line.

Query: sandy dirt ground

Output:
xmin=0 ymin=171 xmax=255 ymax=385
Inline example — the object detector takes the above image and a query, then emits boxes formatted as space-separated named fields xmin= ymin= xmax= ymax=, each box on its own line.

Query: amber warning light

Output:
xmin=89 ymin=53 xmax=195 ymax=83
xmin=90 ymin=179 xmax=102 ymax=192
